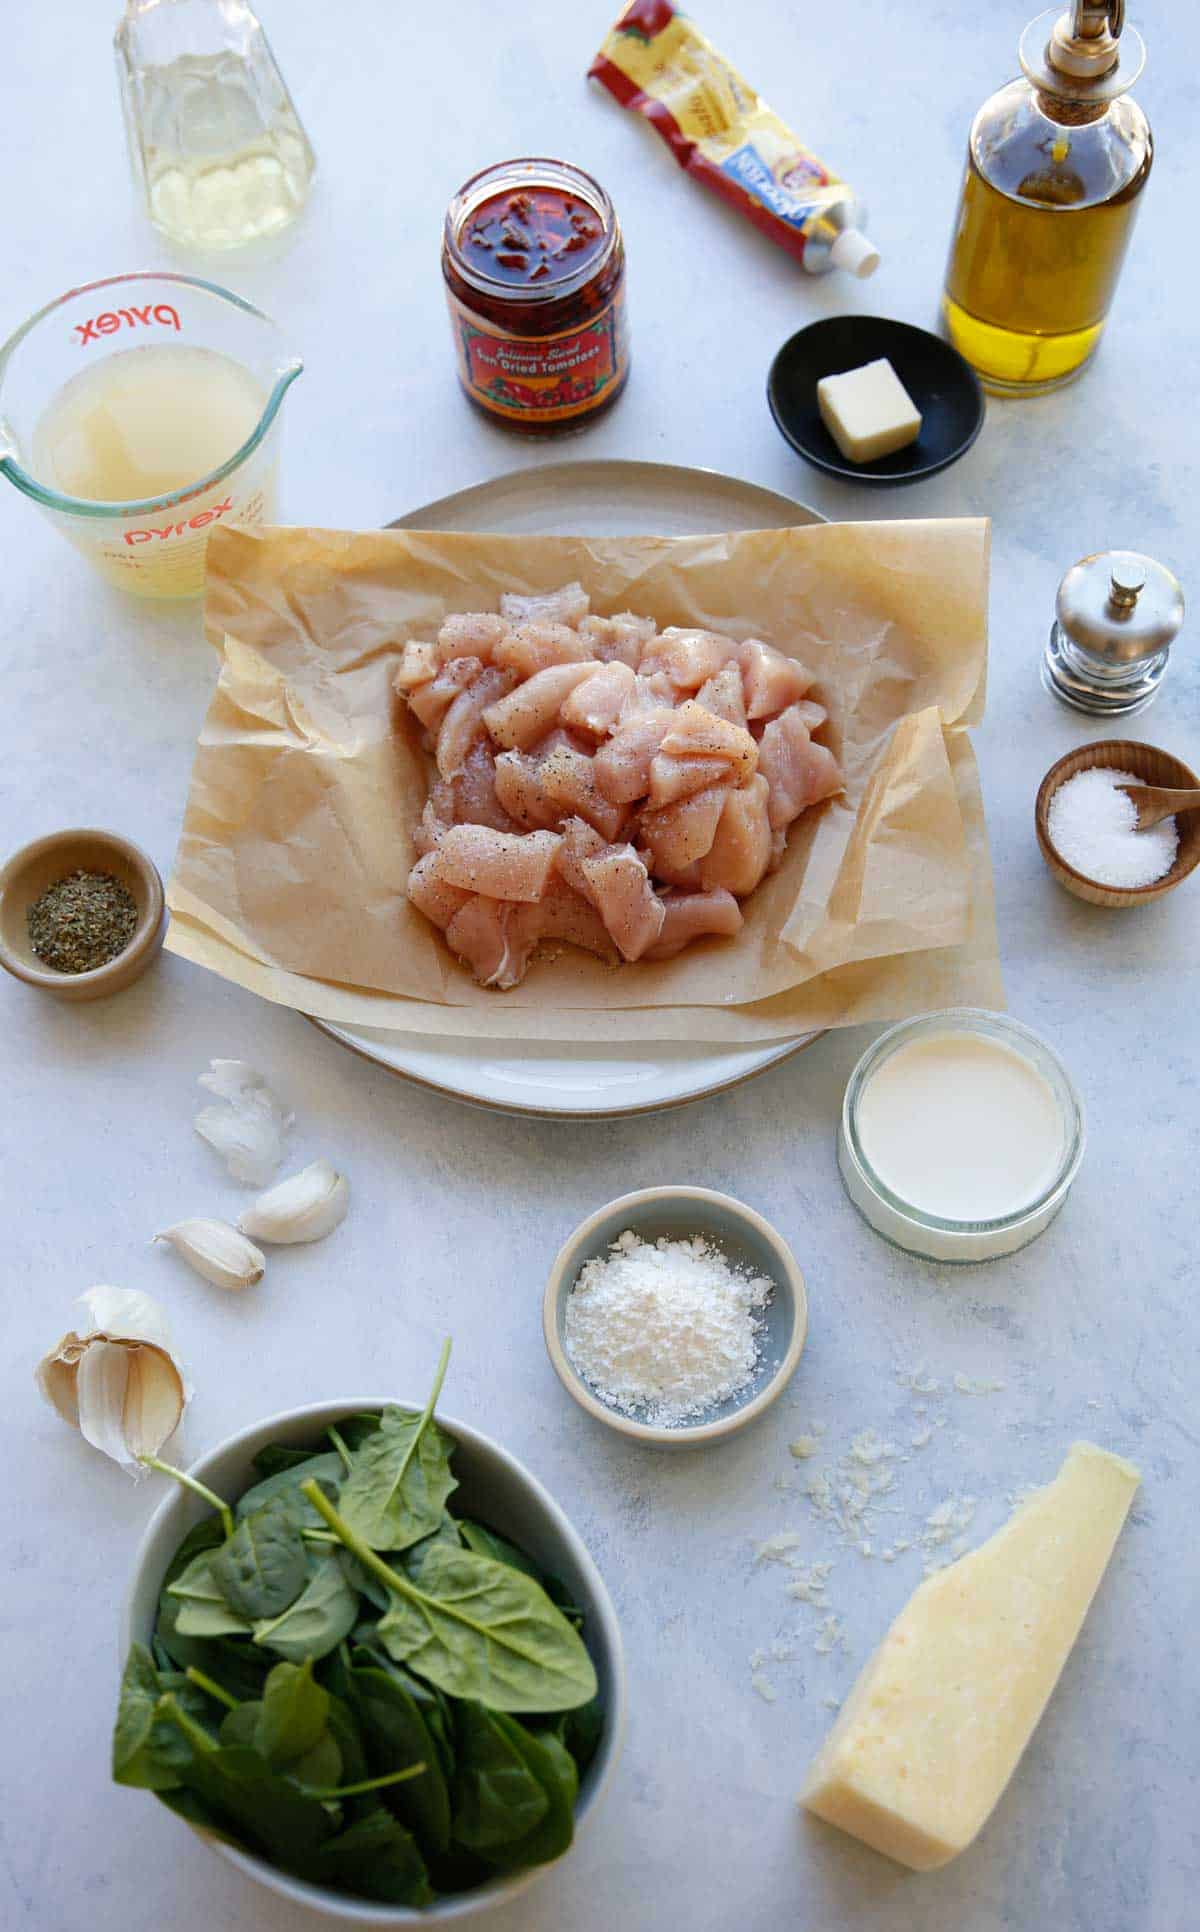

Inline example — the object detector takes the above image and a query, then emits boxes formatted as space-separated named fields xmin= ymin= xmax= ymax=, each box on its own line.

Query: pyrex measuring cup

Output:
xmin=0 ymin=271 xmax=301 ymax=598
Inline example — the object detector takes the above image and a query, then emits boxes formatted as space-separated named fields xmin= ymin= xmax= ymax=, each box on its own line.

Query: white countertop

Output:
xmin=2 ymin=4 xmax=1195 ymax=1929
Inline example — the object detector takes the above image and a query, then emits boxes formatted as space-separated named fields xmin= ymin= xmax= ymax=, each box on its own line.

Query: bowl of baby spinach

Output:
xmin=117 ymin=1344 xmax=624 ymax=1920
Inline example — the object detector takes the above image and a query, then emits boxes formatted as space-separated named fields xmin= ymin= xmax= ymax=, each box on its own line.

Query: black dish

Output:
xmin=767 ymin=316 xmax=985 ymax=487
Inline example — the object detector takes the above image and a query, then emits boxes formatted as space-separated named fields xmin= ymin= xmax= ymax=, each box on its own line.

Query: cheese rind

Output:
xmin=816 ymin=358 xmax=922 ymax=464
xmin=800 ymin=1441 xmax=1140 ymax=1870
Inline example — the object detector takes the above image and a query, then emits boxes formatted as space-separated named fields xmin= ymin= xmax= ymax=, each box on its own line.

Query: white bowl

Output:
xmin=543 ymin=1187 xmax=808 ymax=1447
xmin=121 ymin=1398 xmax=626 ymax=1924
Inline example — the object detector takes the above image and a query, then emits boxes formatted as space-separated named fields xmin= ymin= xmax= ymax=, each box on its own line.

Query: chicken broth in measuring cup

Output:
xmin=0 ymin=273 xmax=301 ymax=598
xmin=33 ymin=344 xmax=266 ymax=504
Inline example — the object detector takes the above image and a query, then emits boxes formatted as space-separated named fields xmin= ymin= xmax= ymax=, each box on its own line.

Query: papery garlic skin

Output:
xmin=155 ymin=1219 xmax=266 ymax=1291
xmin=35 ymin=1286 xmax=188 ymax=1476
xmin=194 ymin=1060 xmax=293 ymax=1186
xmin=239 ymin=1159 xmax=349 ymax=1245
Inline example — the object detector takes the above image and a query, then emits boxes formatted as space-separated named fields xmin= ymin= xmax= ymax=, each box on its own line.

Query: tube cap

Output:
xmin=830 ymin=227 xmax=881 ymax=279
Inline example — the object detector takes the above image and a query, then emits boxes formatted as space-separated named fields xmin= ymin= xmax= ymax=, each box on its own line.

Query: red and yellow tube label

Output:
xmin=590 ymin=1 xmax=849 ymax=264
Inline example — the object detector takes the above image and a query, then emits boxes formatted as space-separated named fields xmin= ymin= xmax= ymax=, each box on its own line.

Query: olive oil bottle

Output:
xmin=942 ymin=4 xmax=1152 ymax=393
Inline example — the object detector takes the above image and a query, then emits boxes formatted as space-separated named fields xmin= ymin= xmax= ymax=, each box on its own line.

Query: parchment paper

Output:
xmin=165 ymin=518 xmax=1001 ymax=1044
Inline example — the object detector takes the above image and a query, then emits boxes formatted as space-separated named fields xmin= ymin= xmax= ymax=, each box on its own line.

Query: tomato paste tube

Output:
xmin=589 ymin=1 xmax=880 ymax=277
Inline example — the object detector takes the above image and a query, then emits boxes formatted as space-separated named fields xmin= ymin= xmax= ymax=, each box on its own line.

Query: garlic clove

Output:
xmin=80 ymin=1284 xmax=175 ymax=1351
xmin=199 ymin=1060 xmax=285 ymax=1108
xmin=239 ymin=1159 xmax=349 ymax=1245
xmin=77 ymin=1340 xmax=145 ymax=1466
xmin=155 ymin=1218 xmax=266 ymax=1292
xmin=194 ymin=1059 xmax=292 ymax=1186
xmin=36 ymin=1286 xmax=188 ymax=1476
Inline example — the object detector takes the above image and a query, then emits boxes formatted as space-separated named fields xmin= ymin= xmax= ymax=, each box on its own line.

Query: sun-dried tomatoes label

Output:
xmin=447 ymin=287 xmax=628 ymax=424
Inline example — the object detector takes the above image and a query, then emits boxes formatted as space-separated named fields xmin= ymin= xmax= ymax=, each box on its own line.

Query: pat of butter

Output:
xmin=801 ymin=1441 xmax=1139 ymax=1871
xmin=817 ymin=358 xmax=922 ymax=463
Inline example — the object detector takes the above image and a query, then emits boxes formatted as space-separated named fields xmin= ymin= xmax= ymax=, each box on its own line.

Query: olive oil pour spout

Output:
xmin=1019 ymin=0 xmax=1144 ymax=103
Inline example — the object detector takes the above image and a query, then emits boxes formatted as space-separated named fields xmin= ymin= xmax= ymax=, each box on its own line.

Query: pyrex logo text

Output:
xmin=75 ymin=303 xmax=181 ymax=345
xmin=123 ymin=497 xmax=232 ymax=545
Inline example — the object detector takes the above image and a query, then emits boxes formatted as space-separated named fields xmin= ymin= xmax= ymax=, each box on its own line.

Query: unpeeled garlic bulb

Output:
xmin=155 ymin=1219 xmax=265 ymax=1291
xmin=36 ymin=1287 xmax=189 ymax=1476
xmin=194 ymin=1060 xmax=293 ymax=1186
xmin=239 ymin=1159 xmax=349 ymax=1245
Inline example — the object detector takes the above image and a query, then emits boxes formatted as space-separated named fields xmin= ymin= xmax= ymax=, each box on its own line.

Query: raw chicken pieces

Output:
xmin=395 ymin=587 xmax=843 ymax=987
xmin=644 ymin=888 xmax=743 ymax=961
xmin=757 ymin=705 xmax=843 ymax=830
xmin=700 ymin=775 xmax=772 ymax=896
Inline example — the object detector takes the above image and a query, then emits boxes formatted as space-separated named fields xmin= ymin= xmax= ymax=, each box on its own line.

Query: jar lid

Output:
xmin=1055 ymin=550 xmax=1185 ymax=666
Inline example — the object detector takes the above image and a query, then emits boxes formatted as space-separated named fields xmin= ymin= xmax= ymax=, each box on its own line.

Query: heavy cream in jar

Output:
xmin=838 ymin=1011 xmax=1084 ymax=1262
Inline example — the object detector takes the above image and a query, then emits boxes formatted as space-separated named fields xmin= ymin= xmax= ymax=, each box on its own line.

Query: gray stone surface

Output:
xmin=1 ymin=4 xmax=1194 ymax=1929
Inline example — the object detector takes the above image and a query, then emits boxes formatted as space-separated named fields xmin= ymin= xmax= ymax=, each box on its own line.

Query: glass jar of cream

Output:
xmin=839 ymin=1010 xmax=1084 ymax=1263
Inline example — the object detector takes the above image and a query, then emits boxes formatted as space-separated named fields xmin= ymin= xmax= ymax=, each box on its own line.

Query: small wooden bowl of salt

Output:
xmin=1036 ymin=741 xmax=1200 ymax=908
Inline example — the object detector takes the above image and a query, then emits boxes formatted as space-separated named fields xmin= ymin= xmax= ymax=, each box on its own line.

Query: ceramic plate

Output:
xmin=310 ymin=459 xmax=824 ymax=1119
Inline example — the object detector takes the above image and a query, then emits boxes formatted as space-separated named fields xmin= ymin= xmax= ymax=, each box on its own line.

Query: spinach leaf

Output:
xmin=315 ymin=1808 xmax=433 ymax=1907
xmin=219 ymin=1672 xmax=343 ymax=1791
xmin=158 ymin=1695 xmax=334 ymax=1876
xmin=285 ymin=1729 xmax=344 ymax=1791
xmin=112 ymin=1647 xmax=217 ymax=1790
xmin=251 ymin=1444 xmax=319 ymax=1479
xmin=153 ymin=1587 xmax=270 ymax=1704
xmin=218 ymin=1703 xmax=262 ymax=1751
xmin=351 ymin=1646 xmax=457 ymax=1781
xmin=484 ymin=1722 xmax=577 ymax=1870
xmin=544 ymin=1573 xmax=586 ymax=1630
xmin=328 ymin=1414 xmax=383 ymax=1453
xmin=340 ymin=1514 xmax=460 ymax=1610
xmin=303 ymin=1482 xmax=598 ymax=1714
xmin=450 ymin=1702 xmax=549 ymax=1852
xmin=458 ymin=1520 xmax=541 ymax=1579
xmin=336 ymin=1547 xmax=392 ymax=1613
xmin=161 ymin=1515 xmax=226 ymax=1589
xmin=325 ymin=1694 xmax=370 ymax=1794
xmin=338 ymin=1344 xmax=457 ymax=1552
xmin=235 ymin=1454 xmax=344 ymax=1529
xmin=399 ymin=1513 xmax=464 ymax=1572
xmin=113 ymin=1644 xmax=175 ymax=1789
xmin=167 ymin=1551 xmax=254 ymax=1639
xmin=426 ymin=1845 xmax=492 ymax=1895
xmin=178 ymin=1743 xmax=334 ymax=1876
xmin=376 ymin=1543 xmax=598 ymax=1714
xmin=212 ymin=1494 xmax=309 ymax=1620
xmin=345 ymin=1660 xmax=452 ymax=1855
xmin=155 ymin=1783 xmax=242 ymax=1847
xmin=259 ymin=1659 xmax=330 ymax=1765
xmin=252 ymin=1553 xmax=359 ymax=1663
xmin=560 ymin=1692 xmax=605 ymax=1777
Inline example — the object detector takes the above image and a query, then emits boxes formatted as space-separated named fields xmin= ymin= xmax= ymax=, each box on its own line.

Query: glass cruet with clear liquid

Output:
xmin=115 ymin=0 xmax=316 ymax=252
xmin=941 ymin=2 xmax=1152 ymax=394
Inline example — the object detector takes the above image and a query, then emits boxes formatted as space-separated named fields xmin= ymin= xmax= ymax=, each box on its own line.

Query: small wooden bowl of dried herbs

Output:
xmin=0 ymin=827 xmax=165 ymax=1000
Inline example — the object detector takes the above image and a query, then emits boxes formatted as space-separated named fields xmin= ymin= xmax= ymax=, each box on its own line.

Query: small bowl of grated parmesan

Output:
xmin=543 ymin=1187 xmax=808 ymax=1446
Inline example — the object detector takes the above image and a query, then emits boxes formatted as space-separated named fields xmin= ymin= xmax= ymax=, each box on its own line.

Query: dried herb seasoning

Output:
xmin=27 ymin=869 xmax=138 ymax=973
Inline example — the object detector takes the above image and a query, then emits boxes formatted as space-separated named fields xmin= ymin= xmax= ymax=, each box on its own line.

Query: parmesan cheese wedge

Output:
xmin=800 ymin=1441 xmax=1140 ymax=1870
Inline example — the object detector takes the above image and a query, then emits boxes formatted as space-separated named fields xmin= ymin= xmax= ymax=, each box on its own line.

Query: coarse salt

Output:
xmin=1047 ymin=766 xmax=1178 ymax=889
xmin=563 ymin=1229 xmax=772 ymax=1426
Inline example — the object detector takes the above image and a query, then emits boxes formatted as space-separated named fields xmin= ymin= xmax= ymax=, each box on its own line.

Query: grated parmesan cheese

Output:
xmin=563 ymin=1230 xmax=772 ymax=1426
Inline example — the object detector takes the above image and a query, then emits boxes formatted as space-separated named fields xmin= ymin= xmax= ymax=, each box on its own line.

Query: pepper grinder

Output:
xmin=1043 ymin=549 xmax=1185 ymax=715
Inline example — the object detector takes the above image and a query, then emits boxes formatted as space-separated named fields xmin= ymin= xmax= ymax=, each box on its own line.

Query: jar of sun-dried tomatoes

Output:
xmin=442 ymin=158 xmax=629 ymax=435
